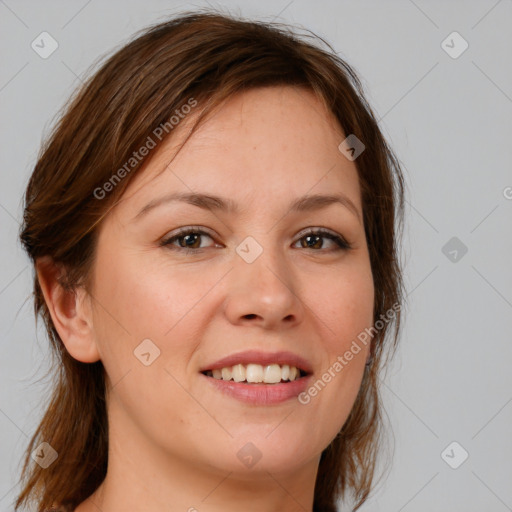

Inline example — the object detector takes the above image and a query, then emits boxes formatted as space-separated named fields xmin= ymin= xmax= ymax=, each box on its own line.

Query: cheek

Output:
xmin=302 ymin=259 xmax=374 ymax=429
xmin=313 ymin=259 xmax=375 ymax=352
xmin=93 ymin=246 xmax=193 ymax=334
xmin=89 ymin=250 xmax=212 ymax=435
xmin=90 ymin=247 xmax=222 ymax=371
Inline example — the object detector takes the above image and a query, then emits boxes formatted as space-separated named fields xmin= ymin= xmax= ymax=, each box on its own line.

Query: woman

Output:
xmin=15 ymin=10 xmax=405 ymax=512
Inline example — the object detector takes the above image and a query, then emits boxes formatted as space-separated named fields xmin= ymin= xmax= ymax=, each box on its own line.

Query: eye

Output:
xmin=160 ymin=227 xmax=217 ymax=253
xmin=293 ymin=228 xmax=352 ymax=252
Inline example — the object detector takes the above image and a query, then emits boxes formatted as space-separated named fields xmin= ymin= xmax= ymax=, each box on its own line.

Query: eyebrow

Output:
xmin=133 ymin=191 xmax=361 ymax=223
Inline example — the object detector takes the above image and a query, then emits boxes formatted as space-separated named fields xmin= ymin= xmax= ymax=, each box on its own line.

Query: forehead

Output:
xmin=182 ymin=86 xmax=345 ymax=160
xmin=115 ymin=86 xmax=362 ymax=219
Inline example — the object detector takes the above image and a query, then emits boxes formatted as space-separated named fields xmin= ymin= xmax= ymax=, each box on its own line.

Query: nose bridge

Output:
xmin=237 ymin=232 xmax=292 ymax=296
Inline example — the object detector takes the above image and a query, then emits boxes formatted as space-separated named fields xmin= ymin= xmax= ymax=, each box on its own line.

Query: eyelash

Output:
xmin=160 ymin=226 xmax=352 ymax=254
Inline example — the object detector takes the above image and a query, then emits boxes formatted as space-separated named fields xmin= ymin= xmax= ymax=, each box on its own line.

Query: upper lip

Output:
xmin=200 ymin=350 xmax=313 ymax=374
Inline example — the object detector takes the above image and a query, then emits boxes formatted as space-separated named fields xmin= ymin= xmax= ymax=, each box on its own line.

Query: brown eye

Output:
xmin=175 ymin=232 xmax=203 ymax=249
xmin=295 ymin=229 xmax=352 ymax=251
xmin=161 ymin=228 xmax=216 ymax=252
xmin=300 ymin=234 xmax=323 ymax=249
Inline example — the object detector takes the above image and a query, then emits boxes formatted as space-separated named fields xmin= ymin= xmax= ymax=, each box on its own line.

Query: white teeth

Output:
xmin=231 ymin=364 xmax=246 ymax=382
xmin=263 ymin=364 xmax=282 ymax=383
xmin=206 ymin=363 xmax=303 ymax=383
xmin=246 ymin=363 xmax=263 ymax=383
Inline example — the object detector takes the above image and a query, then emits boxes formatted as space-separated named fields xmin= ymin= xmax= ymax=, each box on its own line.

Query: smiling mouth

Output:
xmin=201 ymin=363 xmax=309 ymax=385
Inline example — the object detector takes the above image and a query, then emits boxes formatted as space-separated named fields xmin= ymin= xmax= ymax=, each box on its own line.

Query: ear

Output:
xmin=36 ymin=256 xmax=100 ymax=363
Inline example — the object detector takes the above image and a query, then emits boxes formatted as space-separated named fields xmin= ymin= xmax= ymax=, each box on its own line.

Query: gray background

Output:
xmin=1 ymin=1 xmax=511 ymax=510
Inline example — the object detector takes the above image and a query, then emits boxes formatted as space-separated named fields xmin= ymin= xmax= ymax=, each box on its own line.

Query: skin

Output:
xmin=38 ymin=85 xmax=374 ymax=512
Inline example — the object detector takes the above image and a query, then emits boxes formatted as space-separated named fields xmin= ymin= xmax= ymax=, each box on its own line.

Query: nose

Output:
xmin=222 ymin=240 xmax=305 ymax=330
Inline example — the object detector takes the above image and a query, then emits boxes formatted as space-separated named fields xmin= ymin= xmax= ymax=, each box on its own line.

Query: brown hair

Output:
xmin=16 ymin=9 xmax=405 ymax=512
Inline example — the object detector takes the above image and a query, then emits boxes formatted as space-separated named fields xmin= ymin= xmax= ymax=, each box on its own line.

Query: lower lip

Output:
xmin=200 ymin=373 xmax=312 ymax=405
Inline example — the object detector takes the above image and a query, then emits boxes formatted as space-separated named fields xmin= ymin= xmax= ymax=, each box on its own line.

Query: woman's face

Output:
xmin=89 ymin=86 xmax=374 ymax=478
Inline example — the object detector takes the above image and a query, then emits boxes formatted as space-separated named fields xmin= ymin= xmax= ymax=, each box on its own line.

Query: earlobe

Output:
xmin=36 ymin=256 xmax=101 ymax=363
